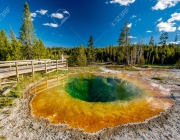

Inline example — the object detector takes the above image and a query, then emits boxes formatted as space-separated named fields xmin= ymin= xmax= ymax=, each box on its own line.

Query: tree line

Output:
xmin=0 ymin=2 xmax=180 ymax=67
xmin=68 ymin=21 xmax=180 ymax=66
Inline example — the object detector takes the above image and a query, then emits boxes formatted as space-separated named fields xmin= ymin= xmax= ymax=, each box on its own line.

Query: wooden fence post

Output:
xmin=45 ymin=61 xmax=47 ymax=73
xmin=66 ymin=58 xmax=68 ymax=70
xmin=15 ymin=62 xmax=19 ymax=82
xmin=31 ymin=61 xmax=34 ymax=76
xmin=0 ymin=78 xmax=1 ymax=89
xmin=56 ymin=60 xmax=58 ymax=72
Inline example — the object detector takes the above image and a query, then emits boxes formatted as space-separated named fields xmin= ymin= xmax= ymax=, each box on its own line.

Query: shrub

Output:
xmin=0 ymin=98 xmax=14 ymax=109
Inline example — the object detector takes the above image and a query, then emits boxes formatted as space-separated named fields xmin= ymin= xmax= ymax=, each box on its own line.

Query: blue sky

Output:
xmin=0 ymin=0 xmax=180 ymax=47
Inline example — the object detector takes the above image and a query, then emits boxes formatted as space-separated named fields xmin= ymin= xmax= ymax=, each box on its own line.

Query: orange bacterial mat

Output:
xmin=29 ymin=73 xmax=174 ymax=132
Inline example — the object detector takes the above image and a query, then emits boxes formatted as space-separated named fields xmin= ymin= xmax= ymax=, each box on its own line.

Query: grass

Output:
xmin=0 ymin=98 xmax=14 ymax=109
xmin=143 ymin=64 xmax=175 ymax=69
xmin=0 ymin=66 xmax=101 ymax=109
xmin=105 ymin=65 xmax=140 ymax=71
xmin=69 ymin=66 xmax=101 ymax=72
xmin=106 ymin=64 xmax=176 ymax=70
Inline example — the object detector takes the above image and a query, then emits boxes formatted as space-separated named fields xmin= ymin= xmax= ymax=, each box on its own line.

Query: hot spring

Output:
xmin=65 ymin=75 xmax=145 ymax=102
xmin=29 ymin=73 xmax=174 ymax=132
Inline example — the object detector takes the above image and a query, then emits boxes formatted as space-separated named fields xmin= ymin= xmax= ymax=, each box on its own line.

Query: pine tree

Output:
xmin=175 ymin=34 xmax=178 ymax=47
xmin=175 ymin=34 xmax=178 ymax=42
xmin=149 ymin=36 xmax=154 ymax=46
xmin=159 ymin=32 xmax=168 ymax=46
xmin=68 ymin=48 xmax=78 ymax=66
xmin=87 ymin=36 xmax=94 ymax=48
xmin=19 ymin=2 xmax=36 ymax=59
xmin=77 ymin=45 xmax=87 ymax=66
xmin=117 ymin=21 xmax=131 ymax=65
xmin=159 ymin=32 xmax=168 ymax=64
xmin=6 ymin=53 xmax=11 ymax=61
xmin=0 ymin=29 xmax=12 ymax=60
xmin=148 ymin=36 xmax=154 ymax=64
xmin=33 ymin=39 xmax=46 ymax=59
xmin=87 ymin=36 xmax=95 ymax=63
xmin=109 ymin=45 xmax=113 ymax=61
xmin=136 ymin=38 xmax=143 ymax=65
xmin=112 ymin=47 xmax=116 ymax=61
xmin=117 ymin=28 xmax=125 ymax=47
xmin=10 ymin=26 xmax=22 ymax=60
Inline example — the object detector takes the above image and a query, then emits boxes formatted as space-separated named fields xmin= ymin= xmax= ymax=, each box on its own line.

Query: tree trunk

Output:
xmin=148 ymin=51 xmax=152 ymax=65
xmin=152 ymin=55 xmax=154 ymax=65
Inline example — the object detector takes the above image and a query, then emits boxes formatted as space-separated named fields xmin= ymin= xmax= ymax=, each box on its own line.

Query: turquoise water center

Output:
xmin=65 ymin=74 xmax=146 ymax=102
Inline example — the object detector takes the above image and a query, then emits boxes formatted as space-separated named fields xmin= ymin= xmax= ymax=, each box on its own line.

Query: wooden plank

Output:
xmin=2 ymin=81 xmax=17 ymax=84
xmin=2 ymin=88 xmax=11 ymax=96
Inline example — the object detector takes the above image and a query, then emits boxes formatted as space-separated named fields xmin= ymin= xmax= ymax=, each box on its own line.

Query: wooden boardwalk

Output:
xmin=0 ymin=59 xmax=68 ymax=88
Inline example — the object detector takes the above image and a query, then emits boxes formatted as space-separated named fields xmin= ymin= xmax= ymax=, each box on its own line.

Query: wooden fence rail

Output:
xmin=0 ymin=59 xmax=68 ymax=88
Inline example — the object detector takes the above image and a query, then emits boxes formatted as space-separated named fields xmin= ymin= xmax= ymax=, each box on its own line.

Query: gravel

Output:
xmin=0 ymin=69 xmax=180 ymax=140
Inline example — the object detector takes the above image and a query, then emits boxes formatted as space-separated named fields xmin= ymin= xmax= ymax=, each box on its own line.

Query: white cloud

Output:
xmin=31 ymin=13 xmax=37 ymax=17
xmin=63 ymin=10 xmax=69 ymax=14
xmin=146 ymin=30 xmax=152 ymax=33
xmin=156 ymin=12 xmax=180 ymax=32
xmin=157 ymin=17 xmax=162 ymax=22
xmin=43 ymin=23 xmax=58 ymax=27
xmin=128 ymin=36 xmax=137 ymax=39
xmin=131 ymin=15 xmax=137 ymax=19
xmin=167 ymin=41 xmax=180 ymax=44
xmin=110 ymin=0 xmax=135 ymax=6
xmin=156 ymin=22 xmax=176 ymax=32
xmin=168 ymin=12 xmax=180 ymax=23
xmin=105 ymin=1 xmax=108 ymax=4
xmin=127 ymin=23 xmax=132 ymax=28
xmin=51 ymin=13 xmax=64 ymax=19
xmin=36 ymin=9 xmax=48 ymax=15
xmin=152 ymin=0 xmax=180 ymax=10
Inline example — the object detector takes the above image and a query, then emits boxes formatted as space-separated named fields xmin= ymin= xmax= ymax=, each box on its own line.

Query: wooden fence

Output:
xmin=0 ymin=59 xmax=68 ymax=88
